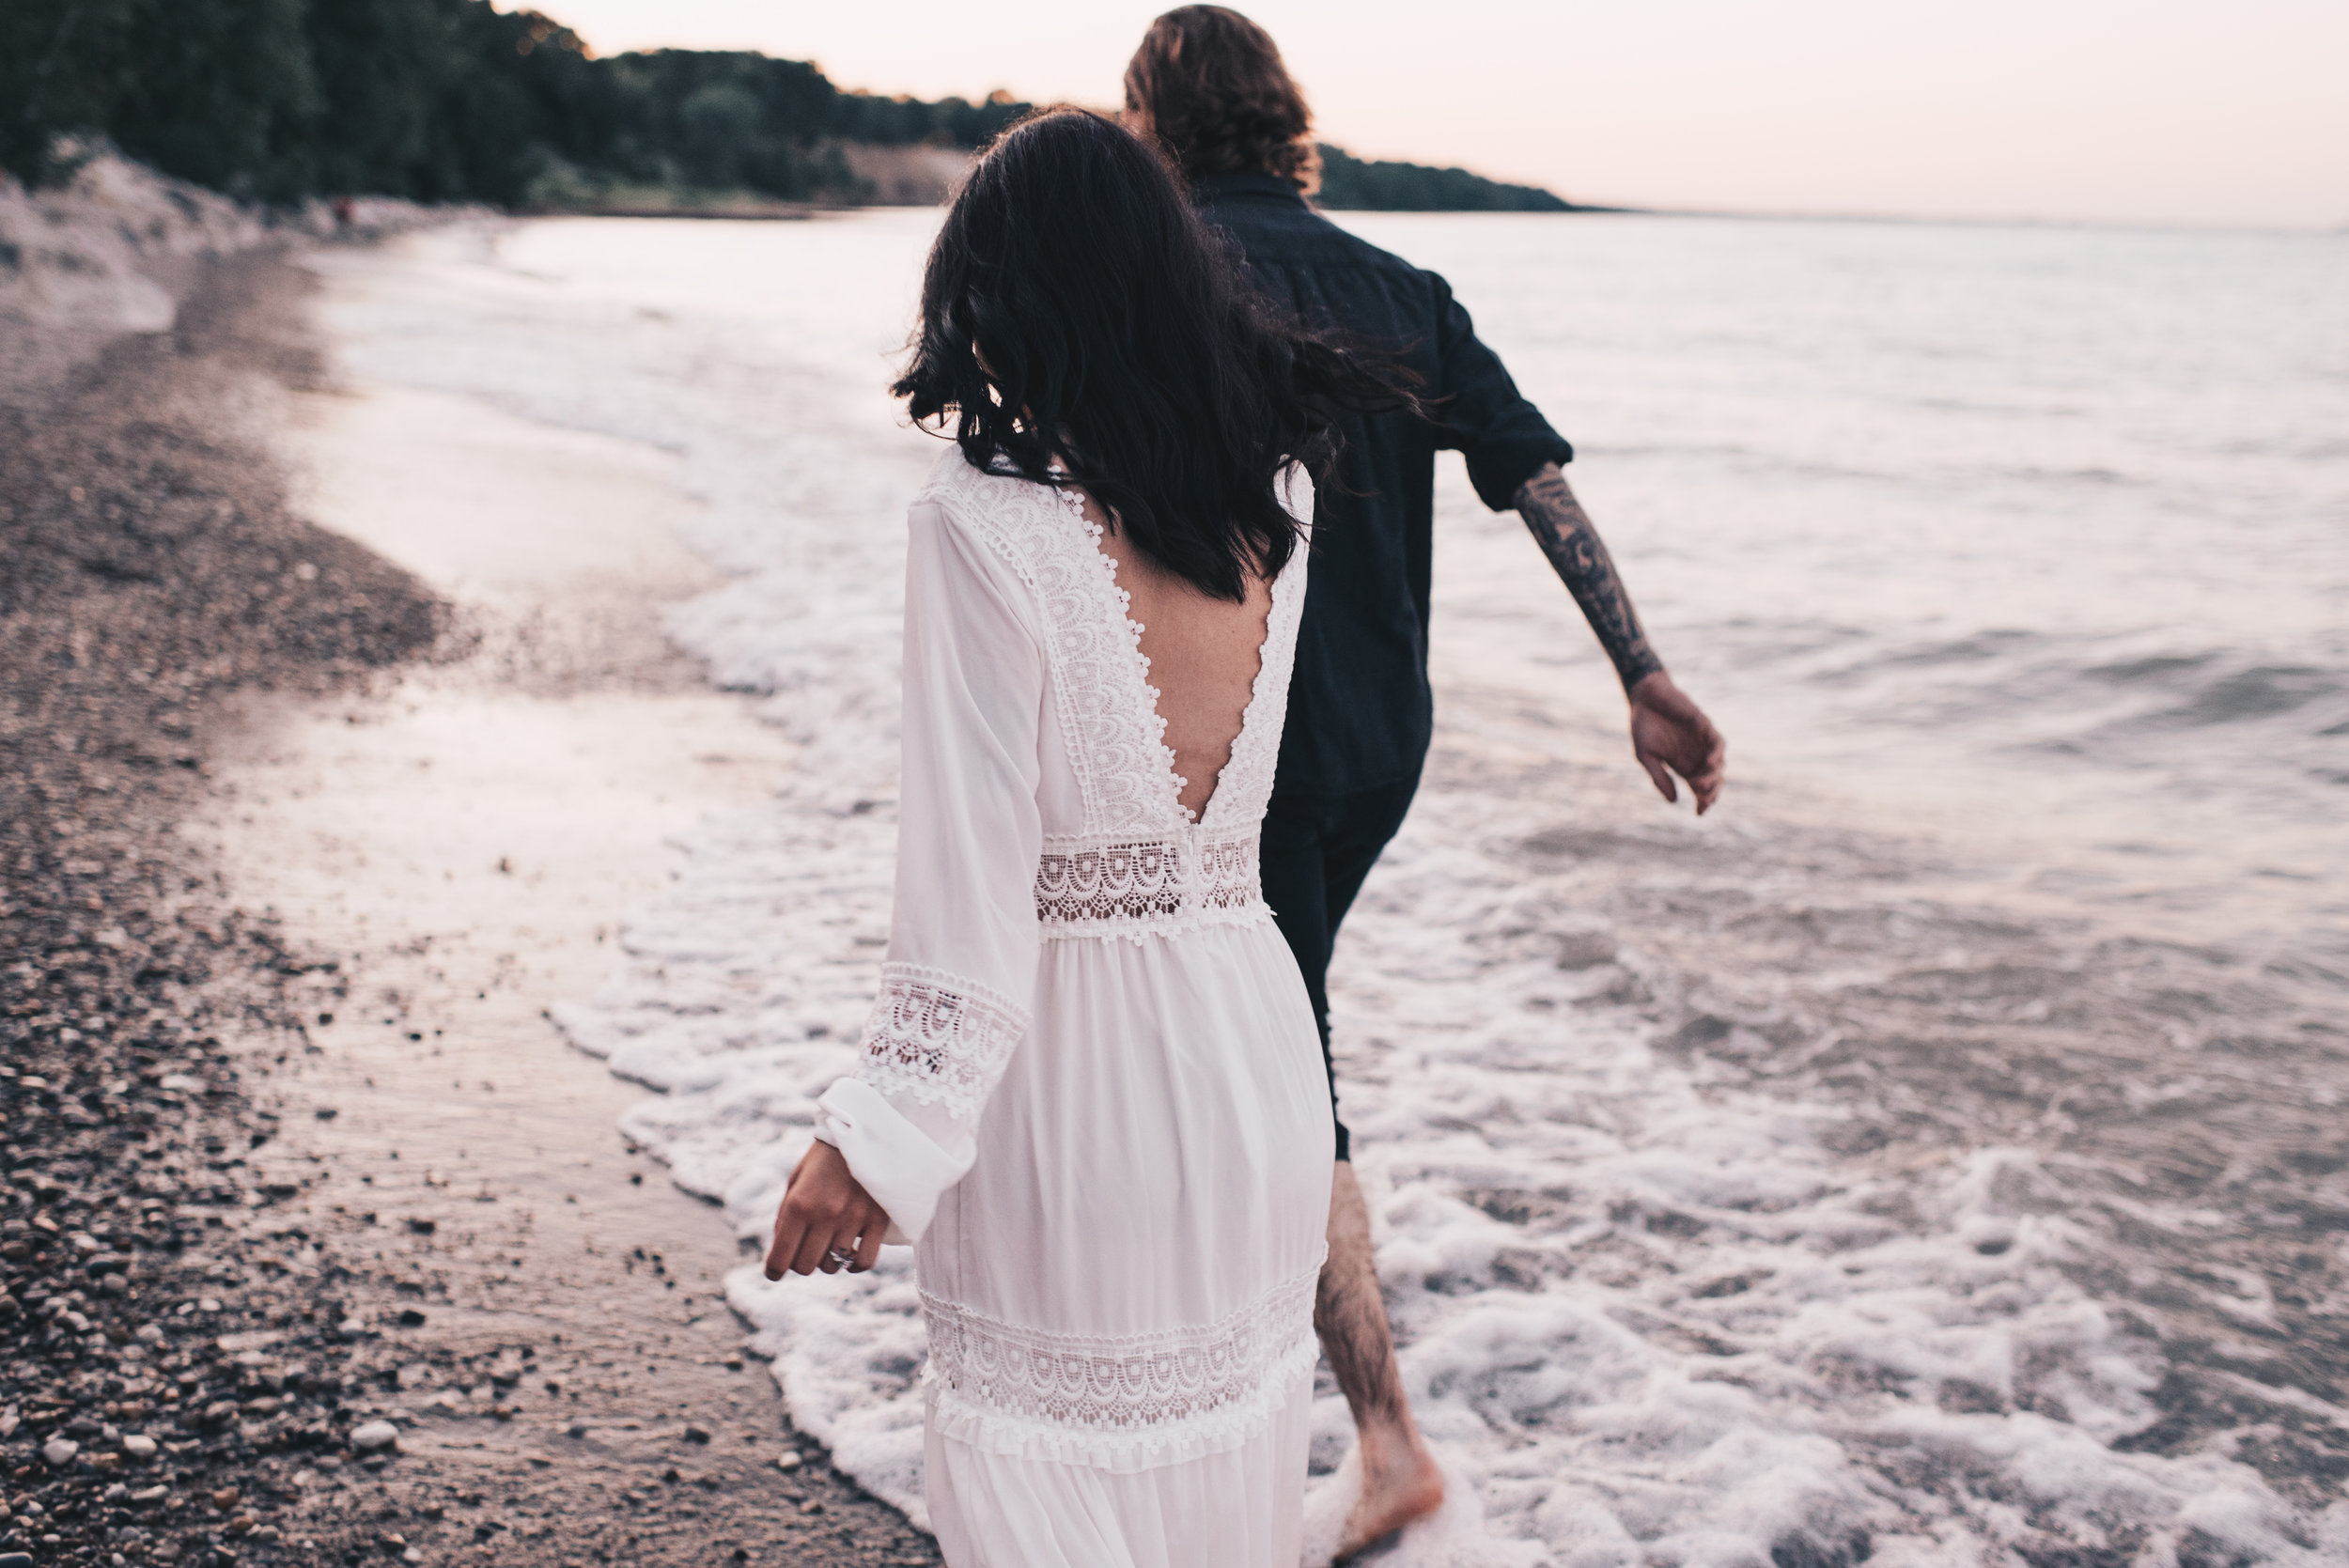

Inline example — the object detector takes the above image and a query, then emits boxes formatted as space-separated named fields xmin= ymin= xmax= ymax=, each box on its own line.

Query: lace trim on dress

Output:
xmin=1198 ymin=478 xmax=1308 ymax=834
xmin=1034 ymin=829 xmax=1268 ymax=939
xmin=913 ymin=450 xmax=1312 ymax=939
xmin=1075 ymin=492 xmax=1200 ymax=830
xmin=917 ymin=454 xmax=1174 ymax=838
xmin=921 ymin=1261 xmax=1322 ymax=1472
xmin=855 ymin=962 xmax=1030 ymax=1122
xmin=915 ymin=453 xmax=1311 ymax=844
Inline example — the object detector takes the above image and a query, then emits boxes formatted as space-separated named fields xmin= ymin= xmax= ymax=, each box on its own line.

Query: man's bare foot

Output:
xmin=1337 ymin=1422 xmax=1447 ymax=1560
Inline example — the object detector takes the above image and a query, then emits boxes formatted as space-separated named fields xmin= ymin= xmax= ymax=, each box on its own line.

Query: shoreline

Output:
xmin=196 ymin=362 xmax=939 ymax=1564
xmin=0 ymin=245 xmax=939 ymax=1564
xmin=13 ymin=206 xmax=2343 ymax=1567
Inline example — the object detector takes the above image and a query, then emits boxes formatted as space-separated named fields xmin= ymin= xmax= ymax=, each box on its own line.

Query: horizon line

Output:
xmin=1407 ymin=200 xmax=2348 ymax=241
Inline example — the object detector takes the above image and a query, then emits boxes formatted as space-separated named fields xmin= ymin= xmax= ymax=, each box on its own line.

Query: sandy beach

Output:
xmin=0 ymin=243 xmax=937 ymax=1565
xmin=8 ymin=193 xmax=2345 ymax=1568
xmin=192 ymin=362 xmax=945 ymax=1563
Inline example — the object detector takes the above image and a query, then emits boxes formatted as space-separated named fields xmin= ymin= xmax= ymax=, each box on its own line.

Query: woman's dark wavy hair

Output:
xmin=891 ymin=108 xmax=1408 ymax=602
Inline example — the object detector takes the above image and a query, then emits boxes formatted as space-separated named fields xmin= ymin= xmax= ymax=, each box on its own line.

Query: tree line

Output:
xmin=0 ymin=0 xmax=1029 ymax=206
xmin=2 ymin=0 xmax=1579 ymax=213
xmin=1315 ymin=146 xmax=1581 ymax=213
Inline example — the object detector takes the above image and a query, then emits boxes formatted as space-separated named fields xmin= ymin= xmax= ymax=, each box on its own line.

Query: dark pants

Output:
xmin=1257 ymin=773 xmax=1421 ymax=1164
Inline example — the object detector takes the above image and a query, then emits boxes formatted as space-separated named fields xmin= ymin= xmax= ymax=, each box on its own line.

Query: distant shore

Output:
xmin=524 ymin=139 xmax=1614 ymax=219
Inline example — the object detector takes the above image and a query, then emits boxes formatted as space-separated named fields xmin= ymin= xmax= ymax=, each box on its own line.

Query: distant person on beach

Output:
xmin=764 ymin=109 xmax=1412 ymax=1562
xmin=1125 ymin=6 xmax=1727 ymax=1555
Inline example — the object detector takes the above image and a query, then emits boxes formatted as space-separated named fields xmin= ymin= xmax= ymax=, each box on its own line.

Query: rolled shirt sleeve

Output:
xmin=1428 ymin=273 xmax=1575 ymax=512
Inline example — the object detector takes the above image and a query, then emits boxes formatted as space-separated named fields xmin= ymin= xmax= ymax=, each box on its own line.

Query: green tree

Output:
xmin=677 ymin=82 xmax=759 ymax=189
xmin=296 ymin=0 xmax=446 ymax=197
xmin=1315 ymin=145 xmax=1576 ymax=213
xmin=2 ymin=0 xmax=127 ymax=182
xmin=4 ymin=0 xmax=317 ymax=197
xmin=0 ymin=0 xmax=1026 ymax=207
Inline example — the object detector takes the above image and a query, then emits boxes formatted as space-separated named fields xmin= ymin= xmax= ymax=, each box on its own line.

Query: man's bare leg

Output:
xmin=1319 ymin=1160 xmax=1445 ymax=1558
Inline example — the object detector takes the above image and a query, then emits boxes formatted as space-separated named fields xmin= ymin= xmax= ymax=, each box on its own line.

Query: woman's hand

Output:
xmin=765 ymin=1141 xmax=892 ymax=1279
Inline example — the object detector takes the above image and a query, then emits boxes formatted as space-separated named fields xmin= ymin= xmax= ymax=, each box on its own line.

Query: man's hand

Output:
xmin=765 ymin=1140 xmax=892 ymax=1279
xmin=1512 ymin=465 xmax=1726 ymax=813
xmin=1628 ymin=671 xmax=1724 ymax=814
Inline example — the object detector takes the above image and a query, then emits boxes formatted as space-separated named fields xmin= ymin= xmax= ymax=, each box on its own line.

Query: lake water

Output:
xmin=309 ymin=209 xmax=2349 ymax=1565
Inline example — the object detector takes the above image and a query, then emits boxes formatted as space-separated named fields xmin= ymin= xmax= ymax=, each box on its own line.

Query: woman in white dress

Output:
xmin=762 ymin=110 xmax=1409 ymax=1564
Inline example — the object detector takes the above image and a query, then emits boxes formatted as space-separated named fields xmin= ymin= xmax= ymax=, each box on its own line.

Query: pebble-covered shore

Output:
xmin=3 ymin=243 xmax=945 ymax=1568
xmin=0 ymin=250 xmax=446 ymax=1565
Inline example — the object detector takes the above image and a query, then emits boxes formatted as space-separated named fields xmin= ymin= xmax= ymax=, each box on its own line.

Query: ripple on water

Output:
xmin=323 ymin=212 xmax=2349 ymax=1564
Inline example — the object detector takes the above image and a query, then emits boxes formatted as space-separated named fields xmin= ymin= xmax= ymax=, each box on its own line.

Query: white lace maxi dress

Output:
xmin=811 ymin=448 xmax=1335 ymax=1566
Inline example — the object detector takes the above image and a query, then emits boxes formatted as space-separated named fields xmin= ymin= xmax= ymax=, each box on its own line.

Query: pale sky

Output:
xmin=516 ymin=1 xmax=2349 ymax=229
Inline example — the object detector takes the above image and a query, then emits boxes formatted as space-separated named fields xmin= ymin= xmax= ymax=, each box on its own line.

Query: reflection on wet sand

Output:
xmin=192 ymin=375 xmax=937 ymax=1563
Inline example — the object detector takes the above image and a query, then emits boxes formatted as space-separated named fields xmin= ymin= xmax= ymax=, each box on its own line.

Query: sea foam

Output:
xmin=310 ymin=215 xmax=2349 ymax=1564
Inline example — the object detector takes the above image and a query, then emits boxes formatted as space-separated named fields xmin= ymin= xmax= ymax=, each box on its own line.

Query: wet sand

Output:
xmin=181 ymin=368 xmax=937 ymax=1560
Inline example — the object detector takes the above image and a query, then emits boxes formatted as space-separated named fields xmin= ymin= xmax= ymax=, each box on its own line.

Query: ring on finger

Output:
xmin=825 ymin=1247 xmax=855 ymax=1269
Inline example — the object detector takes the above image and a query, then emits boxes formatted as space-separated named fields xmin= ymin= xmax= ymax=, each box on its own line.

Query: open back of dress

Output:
xmin=811 ymin=448 xmax=1332 ymax=1567
xmin=1079 ymin=489 xmax=1275 ymax=823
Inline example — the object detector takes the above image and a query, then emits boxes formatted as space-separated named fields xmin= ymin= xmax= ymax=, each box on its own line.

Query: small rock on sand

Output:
xmin=350 ymin=1420 xmax=400 ymax=1452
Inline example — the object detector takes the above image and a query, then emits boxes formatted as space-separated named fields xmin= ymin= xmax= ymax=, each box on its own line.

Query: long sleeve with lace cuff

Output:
xmin=812 ymin=963 xmax=1032 ymax=1241
xmin=812 ymin=497 xmax=1046 ymax=1246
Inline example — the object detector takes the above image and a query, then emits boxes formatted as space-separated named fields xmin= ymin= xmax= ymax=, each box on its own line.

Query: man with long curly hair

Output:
xmin=1125 ymin=8 xmax=1727 ymax=1557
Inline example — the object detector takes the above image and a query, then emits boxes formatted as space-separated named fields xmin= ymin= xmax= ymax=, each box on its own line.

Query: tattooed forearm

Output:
xmin=1512 ymin=463 xmax=1664 ymax=693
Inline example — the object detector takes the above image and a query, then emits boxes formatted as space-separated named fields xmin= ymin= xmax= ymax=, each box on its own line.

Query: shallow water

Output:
xmin=307 ymin=211 xmax=2349 ymax=1564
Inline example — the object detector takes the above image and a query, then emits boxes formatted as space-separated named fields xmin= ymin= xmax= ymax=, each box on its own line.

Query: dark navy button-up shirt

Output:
xmin=1194 ymin=172 xmax=1574 ymax=800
